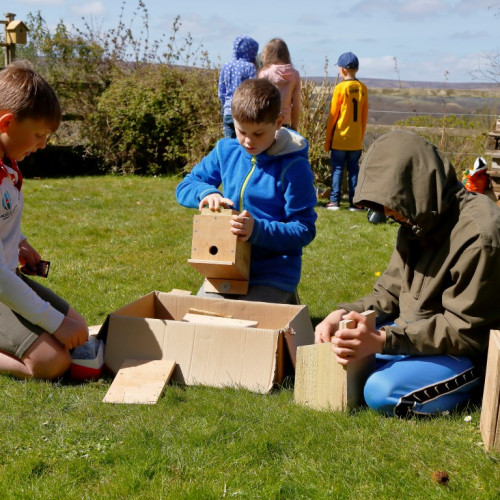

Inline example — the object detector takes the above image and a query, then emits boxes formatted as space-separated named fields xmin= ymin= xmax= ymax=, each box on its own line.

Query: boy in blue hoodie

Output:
xmin=218 ymin=35 xmax=259 ymax=138
xmin=177 ymin=78 xmax=317 ymax=304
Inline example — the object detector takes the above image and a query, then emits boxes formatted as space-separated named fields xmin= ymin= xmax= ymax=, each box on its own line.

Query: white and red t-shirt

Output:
xmin=0 ymin=158 xmax=63 ymax=333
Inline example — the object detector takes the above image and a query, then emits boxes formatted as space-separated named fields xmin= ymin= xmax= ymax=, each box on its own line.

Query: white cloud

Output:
xmin=15 ymin=0 xmax=64 ymax=5
xmin=70 ymin=1 xmax=106 ymax=17
xmin=349 ymin=0 xmax=449 ymax=20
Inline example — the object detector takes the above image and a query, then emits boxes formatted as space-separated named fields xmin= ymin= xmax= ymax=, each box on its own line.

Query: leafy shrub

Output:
xmin=299 ymin=76 xmax=333 ymax=186
xmin=87 ymin=64 xmax=221 ymax=174
xmin=16 ymin=2 xmax=221 ymax=174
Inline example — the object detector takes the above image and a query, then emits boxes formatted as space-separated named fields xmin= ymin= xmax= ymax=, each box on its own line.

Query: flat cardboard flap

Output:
xmin=283 ymin=304 xmax=315 ymax=367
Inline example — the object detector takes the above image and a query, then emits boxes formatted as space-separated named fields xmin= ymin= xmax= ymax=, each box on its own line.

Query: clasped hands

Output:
xmin=314 ymin=309 xmax=386 ymax=365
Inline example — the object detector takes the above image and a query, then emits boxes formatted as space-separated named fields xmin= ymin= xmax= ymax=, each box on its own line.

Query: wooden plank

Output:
xmin=170 ymin=289 xmax=192 ymax=295
xmin=188 ymin=259 xmax=249 ymax=280
xmin=294 ymin=311 xmax=376 ymax=411
xmin=188 ymin=307 xmax=233 ymax=318
xmin=480 ymin=330 xmax=500 ymax=453
xmin=88 ymin=324 xmax=102 ymax=337
xmin=203 ymin=277 xmax=249 ymax=295
xmin=103 ymin=359 xmax=176 ymax=405
xmin=200 ymin=208 xmax=238 ymax=215
xmin=182 ymin=313 xmax=258 ymax=328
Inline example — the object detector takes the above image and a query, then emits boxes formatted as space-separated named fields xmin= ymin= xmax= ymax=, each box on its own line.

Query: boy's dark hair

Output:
xmin=231 ymin=78 xmax=281 ymax=124
xmin=0 ymin=59 xmax=62 ymax=131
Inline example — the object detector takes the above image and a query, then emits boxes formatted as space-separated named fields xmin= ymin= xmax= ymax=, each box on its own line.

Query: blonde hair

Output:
xmin=0 ymin=60 xmax=61 ymax=131
xmin=260 ymin=38 xmax=291 ymax=69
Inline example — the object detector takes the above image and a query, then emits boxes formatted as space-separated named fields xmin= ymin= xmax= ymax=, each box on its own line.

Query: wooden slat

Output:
xmin=188 ymin=308 xmax=233 ymax=318
xmin=103 ymin=359 xmax=176 ymax=405
xmin=182 ymin=313 xmax=258 ymax=328
xmin=203 ymin=277 xmax=249 ymax=295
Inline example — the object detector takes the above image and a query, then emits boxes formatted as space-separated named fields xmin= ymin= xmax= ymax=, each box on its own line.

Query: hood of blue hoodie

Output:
xmin=232 ymin=35 xmax=259 ymax=63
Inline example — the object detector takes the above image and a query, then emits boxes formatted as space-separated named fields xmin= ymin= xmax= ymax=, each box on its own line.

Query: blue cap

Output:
xmin=337 ymin=52 xmax=359 ymax=69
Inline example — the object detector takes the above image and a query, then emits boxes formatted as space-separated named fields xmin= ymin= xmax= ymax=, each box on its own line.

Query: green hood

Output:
xmin=354 ymin=131 xmax=462 ymax=237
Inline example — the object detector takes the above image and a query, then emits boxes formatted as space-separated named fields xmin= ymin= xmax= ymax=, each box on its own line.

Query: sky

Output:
xmin=4 ymin=0 xmax=500 ymax=83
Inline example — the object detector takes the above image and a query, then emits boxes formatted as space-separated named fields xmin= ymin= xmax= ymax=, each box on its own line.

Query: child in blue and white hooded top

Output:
xmin=218 ymin=35 xmax=259 ymax=138
xmin=177 ymin=79 xmax=317 ymax=304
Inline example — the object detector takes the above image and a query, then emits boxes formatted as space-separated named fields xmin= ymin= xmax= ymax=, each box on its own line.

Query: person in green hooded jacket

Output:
xmin=315 ymin=130 xmax=500 ymax=416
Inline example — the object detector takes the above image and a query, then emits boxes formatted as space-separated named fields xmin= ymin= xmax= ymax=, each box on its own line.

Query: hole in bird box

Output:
xmin=209 ymin=245 xmax=219 ymax=255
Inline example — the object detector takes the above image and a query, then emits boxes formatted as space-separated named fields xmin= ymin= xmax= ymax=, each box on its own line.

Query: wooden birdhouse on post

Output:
xmin=188 ymin=208 xmax=251 ymax=295
xmin=1 ymin=13 xmax=29 ymax=67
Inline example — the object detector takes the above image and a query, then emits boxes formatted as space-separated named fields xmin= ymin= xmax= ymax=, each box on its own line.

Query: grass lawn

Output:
xmin=0 ymin=175 xmax=498 ymax=499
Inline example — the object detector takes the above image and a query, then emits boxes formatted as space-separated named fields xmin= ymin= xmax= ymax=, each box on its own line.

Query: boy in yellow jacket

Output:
xmin=324 ymin=52 xmax=368 ymax=211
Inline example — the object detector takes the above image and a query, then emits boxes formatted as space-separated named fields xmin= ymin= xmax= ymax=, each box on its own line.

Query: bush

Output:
xmin=299 ymin=76 xmax=333 ymax=186
xmin=87 ymin=64 xmax=221 ymax=174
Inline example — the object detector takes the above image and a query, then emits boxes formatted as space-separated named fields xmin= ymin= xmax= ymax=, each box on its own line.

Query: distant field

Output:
xmin=368 ymin=92 xmax=500 ymax=125
xmin=308 ymin=76 xmax=500 ymax=90
xmin=308 ymin=77 xmax=500 ymax=126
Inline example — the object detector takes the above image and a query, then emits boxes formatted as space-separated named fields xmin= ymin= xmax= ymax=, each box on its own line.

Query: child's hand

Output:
xmin=331 ymin=310 xmax=386 ymax=365
xmin=53 ymin=315 xmax=89 ymax=350
xmin=18 ymin=239 xmax=41 ymax=273
xmin=199 ymin=193 xmax=234 ymax=211
xmin=230 ymin=210 xmax=254 ymax=241
xmin=314 ymin=309 xmax=347 ymax=344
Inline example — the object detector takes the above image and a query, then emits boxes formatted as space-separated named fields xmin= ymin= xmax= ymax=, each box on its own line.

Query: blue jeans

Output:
xmin=223 ymin=115 xmax=236 ymax=139
xmin=329 ymin=149 xmax=362 ymax=204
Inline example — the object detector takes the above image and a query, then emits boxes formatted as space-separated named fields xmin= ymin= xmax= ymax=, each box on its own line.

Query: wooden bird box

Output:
xmin=6 ymin=20 xmax=29 ymax=45
xmin=188 ymin=209 xmax=251 ymax=294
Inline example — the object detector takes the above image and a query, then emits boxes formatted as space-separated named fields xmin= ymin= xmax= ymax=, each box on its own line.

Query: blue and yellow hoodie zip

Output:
xmin=176 ymin=128 xmax=317 ymax=292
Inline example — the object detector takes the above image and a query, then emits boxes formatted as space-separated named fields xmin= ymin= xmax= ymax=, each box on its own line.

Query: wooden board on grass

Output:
xmin=103 ymin=359 xmax=176 ymax=405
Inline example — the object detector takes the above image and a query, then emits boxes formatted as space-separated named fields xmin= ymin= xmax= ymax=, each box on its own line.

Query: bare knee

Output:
xmin=33 ymin=349 xmax=71 ymax=379
xmin=23 ymin=334 xmax=72 ymax=380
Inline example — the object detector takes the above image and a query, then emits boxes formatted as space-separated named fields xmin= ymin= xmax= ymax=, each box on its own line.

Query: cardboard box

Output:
xmin=98 ymin=291 xmax=314 ymax=394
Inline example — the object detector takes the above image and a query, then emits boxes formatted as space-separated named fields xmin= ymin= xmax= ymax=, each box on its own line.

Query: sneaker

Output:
xmin=349 ymin=204 xmax=364 ymax=212
xmin=326 ymin=202 xmax=340 ymax=211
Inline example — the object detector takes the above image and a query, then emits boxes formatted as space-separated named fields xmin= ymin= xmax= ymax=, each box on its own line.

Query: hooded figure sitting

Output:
xmin=315 ymin=131 xmax=500 ymax=417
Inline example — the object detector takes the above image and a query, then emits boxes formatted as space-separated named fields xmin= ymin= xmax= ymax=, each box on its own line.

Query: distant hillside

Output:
xmin=307 ymin=76 xmax=499 ymax=91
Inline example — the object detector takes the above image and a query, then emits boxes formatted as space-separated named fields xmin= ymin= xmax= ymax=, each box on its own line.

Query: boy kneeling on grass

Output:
xmin=176 ymin=78 xmax=317 ymax=304
xmin=315 ymin=131 xmax=500 ymax=417
xmin=0 ymin=60 xmax=88 ymax=379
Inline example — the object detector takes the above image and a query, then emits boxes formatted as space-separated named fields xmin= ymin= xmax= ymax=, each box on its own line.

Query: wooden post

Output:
xmin=294 ymin=310 xmax=377 ymax=411
xmin=1 ymin=14 xmax=16 ymax=67
xmin=480 ymin=330 xmax=500 ymax=453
